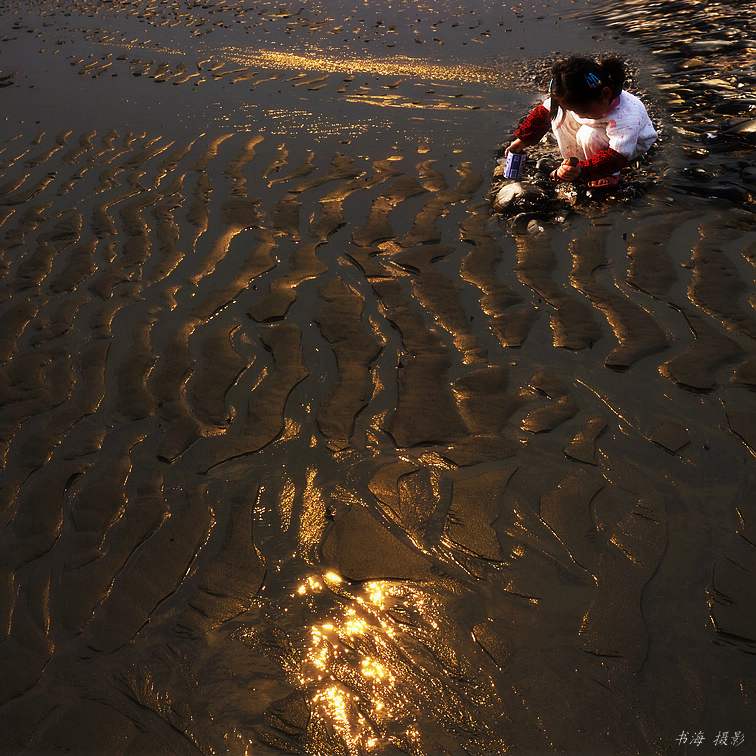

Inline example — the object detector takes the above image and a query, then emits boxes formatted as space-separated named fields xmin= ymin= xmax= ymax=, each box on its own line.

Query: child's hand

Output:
xmin=505 ymin=138 xmax=526 ymax=154
xmin=554 ymin=157 xmax=581 ymax=182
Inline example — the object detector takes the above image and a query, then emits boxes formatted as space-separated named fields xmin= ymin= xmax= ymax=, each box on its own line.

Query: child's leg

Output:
xmin=576 ymin=125 xmax=621 ymax=187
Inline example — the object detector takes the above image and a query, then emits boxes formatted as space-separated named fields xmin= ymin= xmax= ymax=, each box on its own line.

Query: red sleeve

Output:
xmin=513 ymin=104 xmax=551 ymax=144
xmin=578 ymin=148 xmax=629 ymax=180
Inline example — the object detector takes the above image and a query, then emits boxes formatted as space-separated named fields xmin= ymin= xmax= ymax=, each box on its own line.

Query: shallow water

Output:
xmin=0 ymin=1 xmax=754 ymax=754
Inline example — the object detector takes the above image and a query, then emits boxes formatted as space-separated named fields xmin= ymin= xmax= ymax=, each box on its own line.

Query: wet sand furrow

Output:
xmin=0 ymin=151 xmax=34 ymax=177
xmin=564 ymin=416 xmax=607 ymax=465
xmin=262 ymin=143 xmax=289 ymax=182
xmin=453 ymin=160 xmax=484 ymax=198
xmin=520 ymin=368 xmax=578 ymax=434
xmin=181 ymin=322 xmax=307 ymax=473
xmin=121 ymin=136 xmax=174 ymax=176
xmin=626 ymin=213 xmax=690 ymax=298
xmin=186 ymin=490 xmax=266 ymax=626
xmin=268 ymin=149 xmax=316 ymax=187
xmin=271 ymin=192 xmax=301 ymax=240
xmin=13 ymin=240 xmax=56 ymax=293
xmin=711 ymin=489 xmax=756 ymax=648
xmin=0 ymin=298 xmax=39 ymax=363
xmin=92 ymin=129 xmax=119 ymax=161
xmin=60 ymin=129 xmax=97 ymax=165
xmin=446 ymin=464 xmax=517 ymax=561
xmin=724 ymin=403 xmax=756 ymax=458
xmin=13 ymin=209 xmax=87 ymax=294
xmin=289 ymin=153 xmax=361 ymax=195
xmin=372 ymin=462 xmax=441 ymax=548
xmin=452 ymin=364 xmax=523 ymax=439
xmin=0 ymin=207 xmax=15 ymax=233
xmin=83 ymin=486 xmax=211 ymax=653
xmin=0 ymin=371 xmax=80 ymax=525
xmin=578 ymin=463 xmax=666 ymax=671
xmin=397 ymin=159 xmax=449 ymax=246
xmin=61 ymin=471 xmax=169 ymax=635
xmin=0 ymin=205 xmax=50 ymax=279
xmin=25 ymin=129 xmax=72 ymax=169
xmin=190 ymin=228 xmax=278 ymax=321
xmin=514 ymin=232 xmax=602 ymax=351
xmin=58 ymin=166 xmax=91 ymax=197
xmin=0 ymin=173 xmax=57 ymax=207
xmin=247 ymin=241 xmax=323 ymax=322
xmin=351 ymin=173 xmax=427 ymax=248
xmin=225 ymin=134 xmax=264 ymax=196
xmin=119 ymin=192 xmax=160 ymax=272
xmin=371 ymin=161 xmax=490 ymax=364
xmin=688 ymin=232 xmax=756 ymax=340
xmin=0 ymin=577 xmax=53 ymax=708
xmin=92 ymin=181 xmax=146 ymax=238
xmin=459 ymin=206 xmax=537 ymax=347
xmin=152 ymin=139 xmax=196 ymax=188
xmin=143 ymin=174 xmax=185 ymax=284
xmin=0 ymin=173 xmax=31 ymax=199
xmin=660 ymin=307 xmax=743 ymax=391
xmin=569 ymin=228 xmax=669 ymax=369
xmin=151 ymin=230 xmax=277 ymax=462
xmin=151 ymin=322 xmax=205 ymax=464
xmin=732 ymin=355 xmax=756 ymax=390
xmin=187 ymin=322 xmax=250 ymax=428
xmin=47 ymin=234 xmax=98 ymax=294
xmin=392 ymin=243 xmax=485 ymax=364
xmin=0 ymin=139 xmax=33 ymax=174
xmin=246 ymin=170 xmax=368 ymax=323
xmin=186 ymin=169 xmax=211 ymax=252
xmin=0 ymin=336 xmax=110 ymax=520
xmin=314 ymin=277 xmax=383 ymax=449
xmin=188 ymin=196 xmax=262 ymax=287
xmin=2 ymin=461 xmax=84 ymax=576
xmin=114 ymin=312 xmax=157 ymax=421
xmin=62 ymin=429 xmax=146 ymax=574
xmin=87 ymin=243 xmax=130 ymax=302
xmin=370 ymin=277 xmax=467 ymax=447
xmin=31 ymin=291 xmax=89 ymax=344
xmin=193 ymin=133 xmax=234 ymax=173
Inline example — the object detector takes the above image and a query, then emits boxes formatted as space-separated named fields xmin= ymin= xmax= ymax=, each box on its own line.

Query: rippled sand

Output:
xmin=0 ymin=0 xmax=754 ymax=753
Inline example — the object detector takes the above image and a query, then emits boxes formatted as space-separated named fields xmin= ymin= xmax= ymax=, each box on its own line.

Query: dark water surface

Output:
xmin=0 ymin=0 xmax=754 ymax=754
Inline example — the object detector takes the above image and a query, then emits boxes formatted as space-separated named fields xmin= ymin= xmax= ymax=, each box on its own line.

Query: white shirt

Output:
xmin=544 ymin=90 xmax=658 ymax=159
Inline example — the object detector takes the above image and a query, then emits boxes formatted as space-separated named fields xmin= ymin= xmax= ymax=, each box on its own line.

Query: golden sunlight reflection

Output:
xmin=281 ymin=534 xmax=501 ymax=748
xmin=343 ymin=93 xmax=485 ymax=111
xmin=295 ymin=577 xmax=418 ymax=753
xmin=222 ymin=47 xmax=505 ymax=86
xmin=298 ymin=467 xmax=327 ymax=562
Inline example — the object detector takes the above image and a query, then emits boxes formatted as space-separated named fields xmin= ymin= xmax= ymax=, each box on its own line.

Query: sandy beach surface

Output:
xmin=0 ymin=0 xmax=754 ymax=753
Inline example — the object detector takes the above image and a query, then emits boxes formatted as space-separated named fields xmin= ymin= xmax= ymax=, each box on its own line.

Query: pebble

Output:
xmin=724 ymin=118 xmax=756 ymax=136
xmin=688 ymin=39 xmax=743 ymax=54
xmin=493 ymin=181 xmax=546 ymax=211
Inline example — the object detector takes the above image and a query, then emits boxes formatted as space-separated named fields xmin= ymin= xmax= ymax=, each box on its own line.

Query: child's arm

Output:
xmin=509 ymin=103 xmax=551 ymax=150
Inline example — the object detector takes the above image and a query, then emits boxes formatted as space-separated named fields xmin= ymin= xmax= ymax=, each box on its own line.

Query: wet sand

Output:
xmin=0 ymin=0 xmax=754 ymax=754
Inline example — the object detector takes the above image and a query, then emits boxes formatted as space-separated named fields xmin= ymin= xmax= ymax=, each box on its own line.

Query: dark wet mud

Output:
xmin=0 ymin=0 xmax=754 ymax=754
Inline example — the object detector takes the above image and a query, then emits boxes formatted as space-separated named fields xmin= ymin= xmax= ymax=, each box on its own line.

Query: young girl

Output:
xmin=506 ymin=56 xmax=658 ymax=188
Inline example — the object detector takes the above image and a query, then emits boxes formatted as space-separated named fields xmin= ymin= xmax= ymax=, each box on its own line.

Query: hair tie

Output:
xmin=584 ymin=72 xmax=602 ymax=88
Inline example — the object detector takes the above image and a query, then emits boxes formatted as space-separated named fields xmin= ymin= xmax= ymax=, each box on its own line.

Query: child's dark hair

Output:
xmin=548 ymin=56 xmax=626 ymax=119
